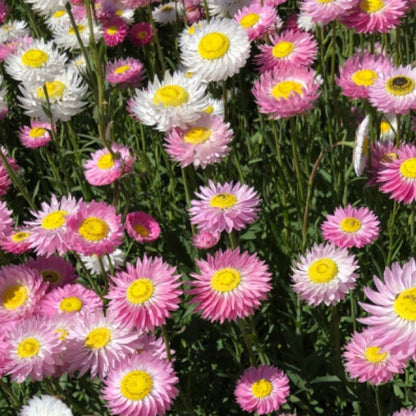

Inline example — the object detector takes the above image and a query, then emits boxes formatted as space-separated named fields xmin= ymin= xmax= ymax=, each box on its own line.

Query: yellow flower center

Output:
xmin=153 ymin=85 xmax=189 ymax=107
xmin=36 ymin=80 xmax=67 ymax=101
xmin=41 ymin=270 xmax=62 ymax=284
xmin=380 ymin=152 xmax=398 ymax=163
xmin=2 ymin=284 xmax=28 ymax=310
xmin=386 ymin=76 xmax=415 ymax=96
xmin=41 ymin=210 xmax=68 ymax=230
xmin=198 ymin=32 xmax=230 ymax=60
xmin=380 ymin=120 xmax=392 ymax=134
xmin=97 ymin=153 xmax=114 ymax=170
xmin=60 ymin=296 xmax=83 ymax=313
xmin=161 ymin=5 xmax=173 ymax=11
xmin=68 ymin=24 xmax=86 ymax=35
xmin=204 ymin=105 xmax=214 ymax=114
xmin=308 ymin=258 xmax=338 ymax=284
xmin=29 ymin=127 xmax=46 ymax=138
xmin=53 ymin=10 xmax=66 ymax=18
xmin=400 ymin=158 xmax=416 ymax=179
xmin=11 ymin=231 xmax=30 ymax=242
xmin=364 ymin=346 xmax=388 ymax=363
xmin=351 ymin=69 xmax=378 ymax=87
xmin=56 ymin=328 xmax=68 ymax=341
xmin=209 ymin=193 xmax=237 ymax=209
xmin=211 ymin=268 xmax=241 ymax=292
xmin=316 ymin=0 xmax=335 ymax=3
xmin=21 ymin=49 xmax=49 ymax=68
xmin=114 ymin=65 xmax=131 ymax=74
xmin=85 ymin=327 xmax=111 ymax=349
xmin=240 ymin=13 xmax=260 ymax=29
xmin=251 ymin=379 xmax=273 ymax=398
xmin=184 ymin=127 xmax=211 ymax=144
xmin=133 ymin=224 xmax=149 ymax=237
xmin=17 ymin=338 xmax=40 ymax=358
xmin=137 ymin=30 xmax=148 ymax=39
xmin=106 ymin=26 xmax=118 ymax=35
xmin=360 ymin=0 xmax=384 ymax=12
xmin=272 ymin=41 xmax=295 ymax=59
xmin=394 ymin=287 xmax=416 ymax=320
xmin=126 ymin=278 xmax=154 ymax=304
xmin=78 ymin=217 xmax=109 ymax=242
xmin=271 ymin=80 xmax=303 ymax=100
xmin=120 ymin=371 xmax=153 ymax=400
xmin=340 ymin=217 xmax=362 ymax=233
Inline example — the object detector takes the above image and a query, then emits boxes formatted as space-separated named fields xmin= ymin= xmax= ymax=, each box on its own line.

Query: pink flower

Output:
xmin=367 ymin=140 xmax=398 ymax=186
xmin=0 ymin=147 xmax=19 ymax=197
xmin=106 ymin=57 xmax=145 ymax=88
xmin=0 ymin=228 xmax=32 ymax=254
xmin=235 ymin=4 xmax=278 ymax=41
xmin=19 ymin=121 xmax=55 ymax=149
xmin=192 ymin=230 xmax=221 ymax=249
xmin=0 ymin=200 xmax=13 ymax=239
xmin=300 ymin=0 xmax=356 ymax=25
xmin=0 ymin=1 xmax=8 ymax=24
xmin=125 ymin=211 xmax=161 ymax=243
xmin=128 ymin=22 xmax=153 ymax=46
xmin=102 ymin=16 xmax=128 ymax=46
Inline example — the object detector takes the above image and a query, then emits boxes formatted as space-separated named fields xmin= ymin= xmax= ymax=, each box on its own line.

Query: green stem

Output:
xmin=161 ymin=326 xmax=172 ymax=361
xmin=386 ymin=202 xmax=399 ymax=266
xmin=97 ymin=255 xmax=109 ymax=295
xmin=237 ymin=318 xmax=256 ymax=366
xmin=228 ymin=230 xmax=238 ymax=250
xmin=375 ymin=386 xmax=383 ymax=416
xmin=147 ymin=5 xmax=166 ymax=75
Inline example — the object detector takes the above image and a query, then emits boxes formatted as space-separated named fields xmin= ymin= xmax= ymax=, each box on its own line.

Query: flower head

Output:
xmin=19 ymin=121 xmax=54 ymax=149
xmin=20 ymin=395 xmax=73 ymax=416
xmin=106 ymin=57 xmax=145 ymax=88
xmin=125 ymin=212 xmax=161 ymax=243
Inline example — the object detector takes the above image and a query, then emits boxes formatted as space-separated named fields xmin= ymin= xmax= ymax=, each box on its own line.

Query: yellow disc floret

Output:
xmin=251 ymin=379 xmax=273 ymax=398
xmin=198 ymin=33 xmax=230 ymax=60
xmin=394 ymin=287 xmax=416 ymax=320
xmin=78 ymin=217 xmax=109 ymax=242
xmin=386 ymin=76 xmax=415 ymax=96
xmin=308 ymin=258 xmax=338 ymax=284
xmin=153 ymin=85 xmax=189 ymax=107
xmin=351 ymin=69 xmax=378 ymax=87
xmin=271 ymin=80 xmax=303 ymax=100
xmin=210 ymin=193 xmax=237 ymax=209
xmin=240 ymin=13 xmax=260 ymax=29
xmin=120 ymin=371 xmax=153 ymax=400
xmin=364 ymin=346 xmax=388 ymax=363
xmin=211 ymin=268 xmax=241 ymax=292
xmin=21 ymin=49 xmax=49 ymax=68
xmin=340 ymin=217 xmax=362 ymax=233
xmin=17 ymin=338 xmax=40 ymax=358
xmin=60 ymin=297 xmax=83 ymax=313
xmin=126 ymin=278 xmax=154 ymax=304
xmin=400 ymin=158 xmax=416 ymax=179
xmin=272 ymin=41 xmax=295 ymax=59
xmin=184 ymin=127 xmax=211 ymax=144
xmin=2 ymin=285 xmax=28 ymax=310
xmin=41 ymin=210 xmax=68 ymax=230
xmin=85 ymin=327 xmax=111 ymax=349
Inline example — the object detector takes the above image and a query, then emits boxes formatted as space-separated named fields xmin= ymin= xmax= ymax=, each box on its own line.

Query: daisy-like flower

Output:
xmin=192 ymin=230 xmax=221 ymax=249
xmin=83 ymin=143 xmax=136 ymax=186
xmin=19 ymin=121 xmax=54 ymax=149
xmin=299 ymin=0 xmax=356 ymax=25
xmin=369 ymin=65 xmax=416 ymax=115
xmin=27 ymin=255 xmax=77 ymax=289
xmin=106 ymin=255 xmax=182 ymax=331
xmin=207 ymin=0 xmax=251 ymax=17
xmin=297 ymin=10 xmax=319 ymax=31
xmin=393 ymin=409 xmax=416 ymax=416
xmin=0 ymin=200 xmax=13 ymax=239
xmin=164 ymin=113 xmax=233 ymax=169
xmin=379 ymin=113 xmax=397 ymax=141
xmin=256 ymin=30 xmax=318 ymax=73
xmin=106 ymin=57 xmax=145 ymax=88
xmin=336 ymin=52 xmax=392 ymax=100
xmin=24 ymin=0 xmax=69 ymax=16
xmin=64 ymin=310 xmax=140 ymax=379
xmin=5 ymin=39 xmax=66 ymax=84
xmin=102 ymin=352 xmax=178 ymax=416
xmin=66 ymin=200 xmax=124 ymax=256
xmin=125 ymin=211 xmax=161 ymax=243
xmin=359 ymin=258 xmax=416 ymax=353
xmin=252 ymin=66 xmax=322 ymax=119
xmin=0 ymin=146 xmax=18 ymax=198
xmin=135 ymin=333 xmax=171 ymax=361
xmin=102 ymin=16 xmax=128 ymax=46
xmin=189 ymin=180 xmax=261 ymax=234
xmin=234 ymin=365 xmax=290 ymax=415
xmin=128 ymin=22 xmax=153 ymax=46
xmin=342 ymin=0 xmax=407 ymax=33
xmin=25 ymin=194 xmax=78 ymax=256
xmin=80 ymin=248 xmax=125 ymax=274
xmin=18 ymin=67 xmax=88 ymax=122
xmin=203 ymin=97 xmax=225 ymax=118
xmin=1 ymin=228 xmax=32 ymax=254
xmin=0 ymin=265 xmax=47 ymax=324
xmin=153 ymin=2 xmax=184 ymax=24
xmin=179 ymin=18 xmax=251 ymax=82
xmin=378 ymin=144 xmax=416 ymax=204
xmin=321 ymin=204 xmax=380 ymax=248
xmin=189 ymin=248 xmax=272 ymax=323
xmin=0 ymin=20 xmax=29 ymax=43
xmin=46 ymin=9 xmax=71 ymax=31
xmin=234 ymin=4 xmax=277 ymax=41
xmin=343 ymin=328 xmax=408 ymax=385
xmin=128 ymin=71 xmax=210 ymax=132
xmin=291 ymin=243 xmax=359 ymax=306
xmin=2 ymin=316 xmax=62 ymax=383
xmin=353 ymin=114 xmax=370 ymax=176
xmin=20 ymin=395 xmax=73 ymax=416
xmin=367 ymin=140 xmax=398 ymax=186
xmin=37 ymin=283 xmax=103 ymax=319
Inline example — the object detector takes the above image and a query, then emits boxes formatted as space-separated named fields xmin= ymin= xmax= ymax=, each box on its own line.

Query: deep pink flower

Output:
xmin=125 ymin=211 xmax=161 ymax=243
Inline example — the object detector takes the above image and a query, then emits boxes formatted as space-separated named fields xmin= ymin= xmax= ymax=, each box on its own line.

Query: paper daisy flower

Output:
xmin=125 ymin=211 xmax=161 ymax=243
xmin=153 ymin=2 xmax=184 ymax=24
xmin=378 ymin=144 xmax=416 ymax=204
xmin=0 ymin=228 xmax=32 ymax=254
xmin=393 ymin=409 xmax=416 ymax=416
xmin=353 ymin=114 xmax=370 ymax=176
xmin=343 ymin=328 xmax=408 ymax=385
xmin=102 ymin=352 xmax=178 ymax=416
xmin=0 ymin=264 xmax=48 ymax=324
xmin=321 ymin=204 xmax=380 ymax=248
xmin=69 ymin=54 xmax=87 ymax=73
xmin=367 ymin=140 xmax=398 ymax=186
xmin=18 ymin=67 xmax=88 ymax=122
xmin=300 ymin=0 xmax=356 ymax=25
xmin=164 ymin=113 xmax=233 ymax=169
xmin=256 ymin=30 xmax=318 ymax=73
xmin=27 ymin=255 xmax=77 ymax=289
xmin=80 ymin=248 xmax=125 ymax=275
xmin=0 ymin=200 xmax=13 ymax=239
xmin=106 ymin=57 xmax=145 ymax=88
xmin=234 ymin=4 xmax=277 ymax=41
xmin=291 ymin=243 xmax=359 ymax=306
xmin=207 ymin=0 xmax=251 ymax=17
xmin=46 ymin=9 xmax=71 ymax=31
xmin=128 ymin=71 xmax=210 ymax=132
xmin=359 ymin=258 xmax=416 ymax=353
xmin=2 ymin=316 xmax=62 ymax=383
xmin=369 ymin=65 xmax=416 ymax=115
xmin=189 ymin=180 xmax=261 ymax=234
xmin=0 ymin=20 xmax=28 ymax=43
xmin=66 ymin=200 xmax=124 ymax=256
xmin=380 ymin=113 xmax=397 ymax=141
xmin=106 ymin=255 xmax=182 ymax=331
xmin=179 ymin=18 xmax=250 ymax=82
xmin=336 ymin=52 xmax=392 ymax=100
xmin=24 ymin=0 xmax=69 ymax=16
xmin=342 ymin=0 xmax=407 ymax=33
xmin=0 ymin=146 xmax=18 ymax=197
xmin=192 ymin=230 xmax=221 ymax=249
xmin=128 ymin=22 xmax=153 ymax=46
xmin=37 ymin=283 xmax=103 ymax=319
xmin=135 ymin=333 xmax=171 ymax=361
xmin=25 ymin=194 xmax=78 ymax=256
xmin=19 ymin=121 xmax=54 ymax=149
xmin=20 ymin=395 xmax=73 ymax=416
xmin=5 ymin=39 xmax=66 ymax=84
xmin=253 ymin=66 xmax=322 ymax=119
xmin=102 ymin=16 xmax=128 ymax=46
xmin=64 ymin=310 xmax=140 ymax=379
xmin=189 ymin=248 xmax=272 ymax=323
xmin=83 ymin=143 xmax=135 ymax=187
xmin=235 ymin=365 xmax=290 ymax=415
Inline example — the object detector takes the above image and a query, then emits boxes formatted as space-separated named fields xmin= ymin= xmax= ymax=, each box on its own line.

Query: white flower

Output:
xmin=24 ymin=0 xmax=70 ymax=17
xmin=80 ymin=248 xmax=125 ymax=275
xmin=379 ymin=113 xmax=397 ymax=142
xmin=180 ymin=18 xmax=250 ymax=82
xmin=207 ymin=0 xmax=251 ymax=18
xmin=0 ymin=20 xmax=29 ymax=43
xmin=20 ymin=395 xmax=73 ymax=416
xmin=45 ymin=9 xmax=71 ymax=31
xmin=152 ymin=2 xmax=184 ymax=24
xmin=353 ymin=115 xmax=370 ymax=176
xmin=69 ymin=55 xmax=87 ymax=73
